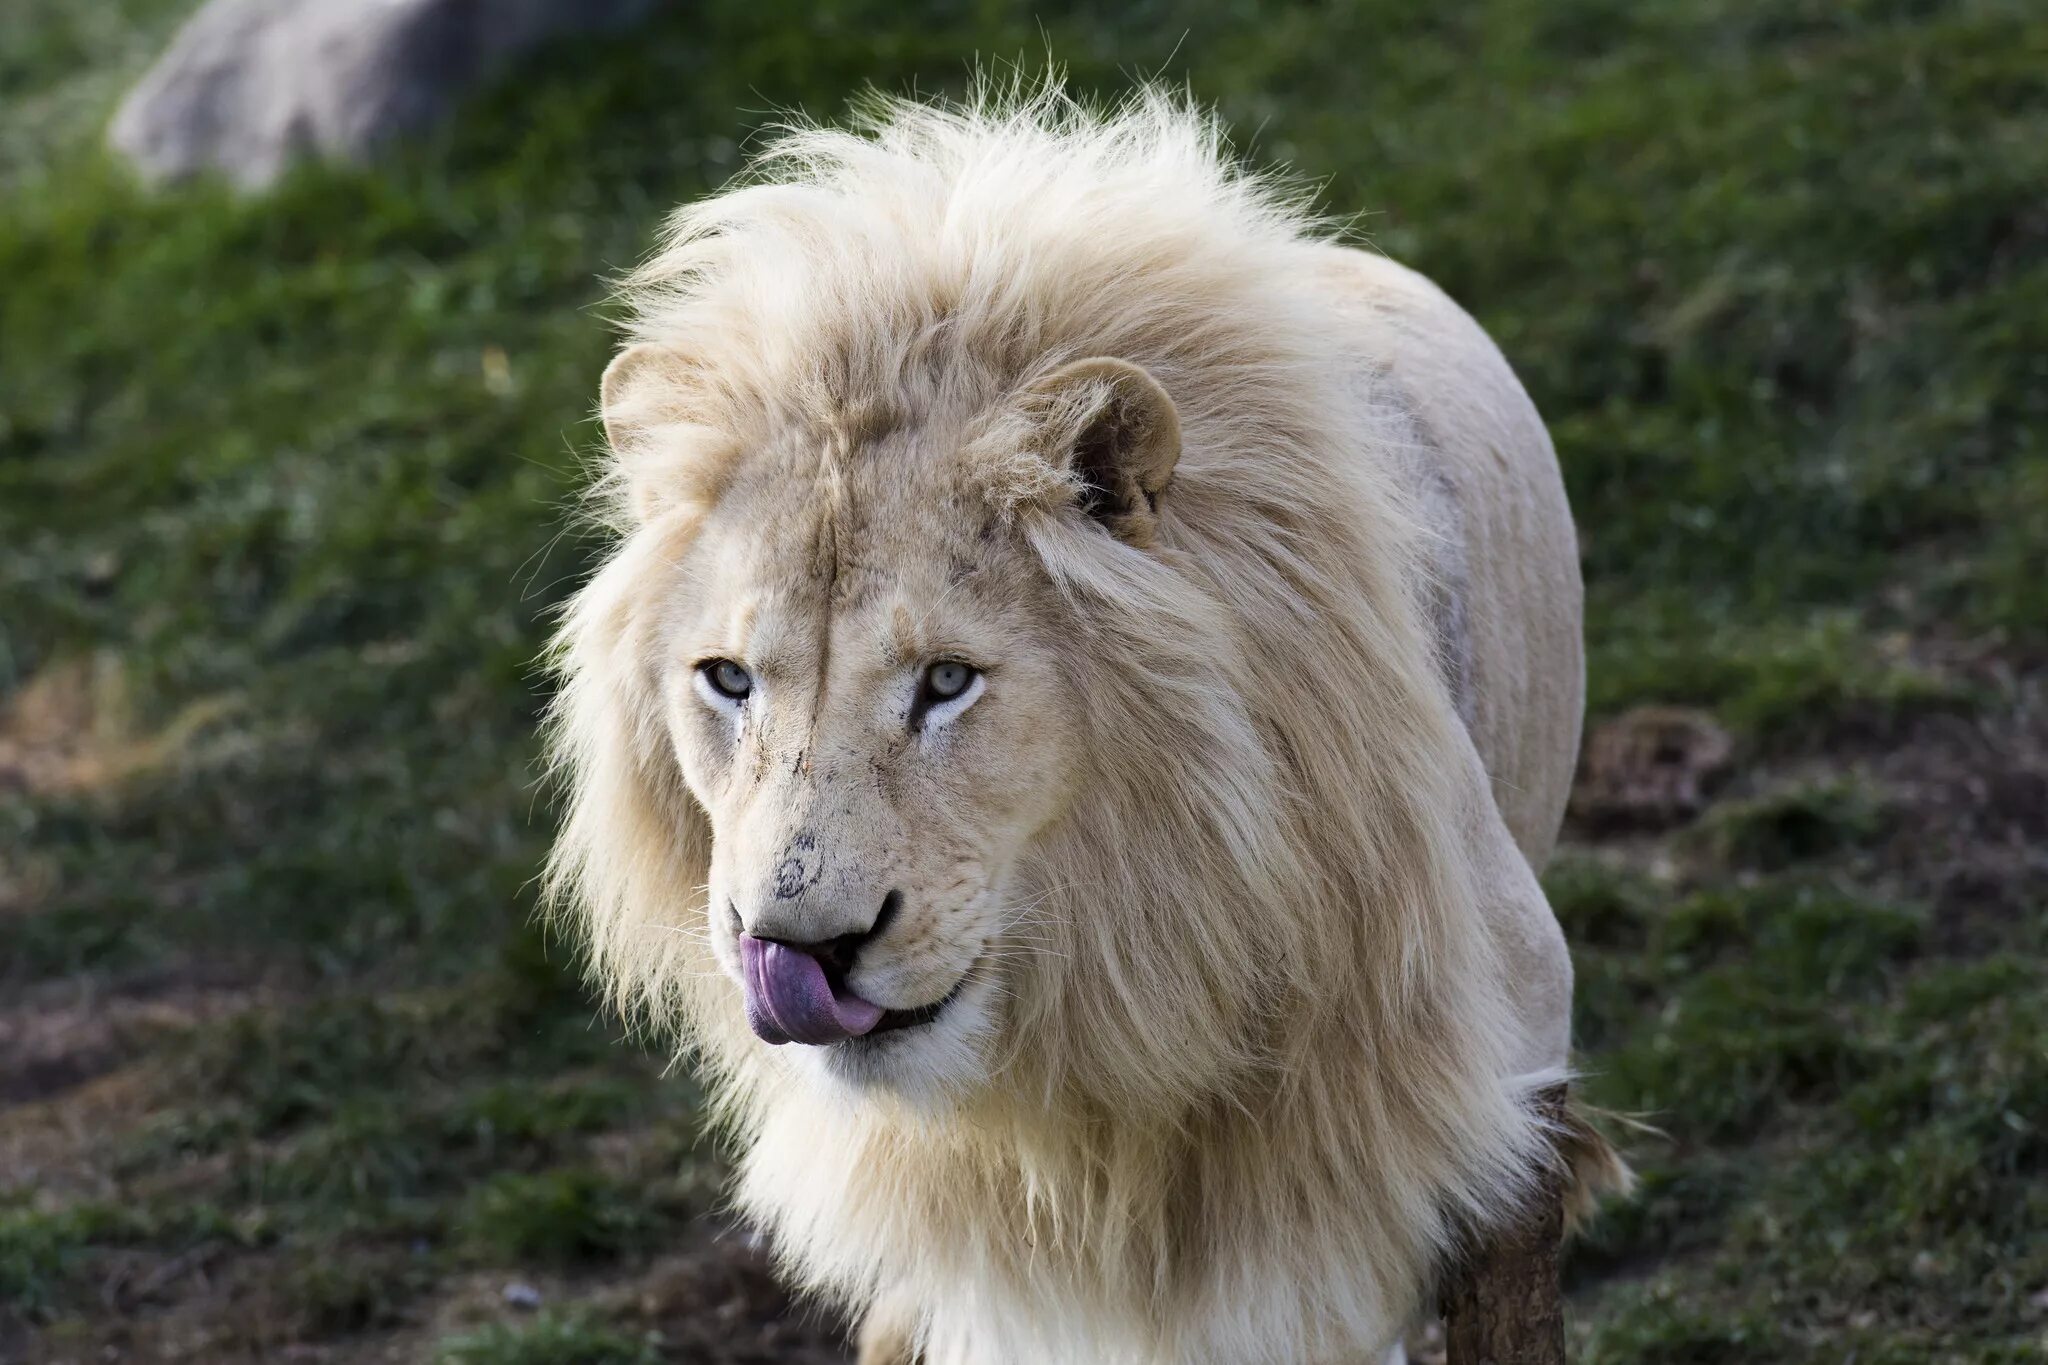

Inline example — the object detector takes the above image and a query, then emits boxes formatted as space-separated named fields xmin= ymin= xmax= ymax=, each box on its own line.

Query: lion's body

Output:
xmin=548 ymin=90 xmax=1615 ymax=1365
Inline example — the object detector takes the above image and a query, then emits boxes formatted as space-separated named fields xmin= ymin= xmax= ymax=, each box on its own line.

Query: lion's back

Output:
xmin=1312 ymin=246 xmax=1584 ymax=870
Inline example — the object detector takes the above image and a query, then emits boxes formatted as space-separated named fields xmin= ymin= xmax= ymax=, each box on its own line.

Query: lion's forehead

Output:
xmin=695 ymin=443 xmax=1011 ymax=618
xmin=704 ymin=518 xmax=985 ymax=627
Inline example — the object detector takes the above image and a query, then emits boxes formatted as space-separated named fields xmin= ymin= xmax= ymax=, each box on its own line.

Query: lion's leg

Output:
xmin=854 ymin=1289 xmax=924 ymax=1365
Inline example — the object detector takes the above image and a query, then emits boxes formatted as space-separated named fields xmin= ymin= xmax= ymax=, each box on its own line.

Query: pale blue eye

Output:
xmin=926 ymin=661 xmax=972 ymax=700
xmin=704 ymin=659 xmax=752 ymax=700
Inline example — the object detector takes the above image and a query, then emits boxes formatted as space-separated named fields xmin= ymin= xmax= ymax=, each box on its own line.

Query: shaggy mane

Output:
xmin=548 ymin=83 xmax=1571 ymax=1364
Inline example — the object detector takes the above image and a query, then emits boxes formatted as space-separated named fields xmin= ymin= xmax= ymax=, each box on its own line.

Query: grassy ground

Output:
xmin=2 ymin=0 xmax=2043 ymax=1360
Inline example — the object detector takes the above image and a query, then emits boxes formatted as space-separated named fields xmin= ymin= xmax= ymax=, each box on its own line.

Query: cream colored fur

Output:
xmin=546 ymin=86 xmax=1614 ymax=1365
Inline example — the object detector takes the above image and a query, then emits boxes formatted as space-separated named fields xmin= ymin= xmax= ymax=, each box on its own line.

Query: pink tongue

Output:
xmin=739 ymin=935 xmax=886 ymax=1045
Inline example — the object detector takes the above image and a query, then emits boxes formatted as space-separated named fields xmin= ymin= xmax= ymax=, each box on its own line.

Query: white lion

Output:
xmin=547 ymin=85 xmax=1624 ymax=1365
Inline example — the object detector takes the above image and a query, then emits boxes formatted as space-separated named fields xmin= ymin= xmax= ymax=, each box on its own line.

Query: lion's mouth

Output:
xmin=859 ymin=975 xmax=967 ymax=1039
xmin=739 ymin=934 xmax=968 ymax=1046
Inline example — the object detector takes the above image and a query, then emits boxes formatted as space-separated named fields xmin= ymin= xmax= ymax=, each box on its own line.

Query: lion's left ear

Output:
xmin=1023 ymin=357 xmax=1182 ymax=548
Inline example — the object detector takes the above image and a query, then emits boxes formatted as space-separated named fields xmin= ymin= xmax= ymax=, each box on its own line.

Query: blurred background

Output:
xmin=2 ymin=1 xmax=2043 ymax=1361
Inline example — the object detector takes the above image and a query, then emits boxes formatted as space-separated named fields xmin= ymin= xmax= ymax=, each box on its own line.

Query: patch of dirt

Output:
xmin=1867 ymin=700 xmax=2048 ymax=954
xmin=11 ymin=1219 xmax=851 ymax=1365
xmin=0 ymin=965 xmax=272 ymax=1209
xmin=0 ymin=967 xmax=263 ymax=1109
xmin=17 ymin=1244 xmax=358 ymax=1365
xmin=385 ymin=1210 xmax=850 ymax=1363
xmin=1569 ymin=706 xmax=1734 ymax=833
xmin=622 ymin=1229 xmax=852 ymax=1363
xmin=0 ymin=849 xmax=59 ymax=918
xmin=0 ymin=654 xmax=231 ymax=800
xmin=1567 ymin=662 xmax=2046 ymax=960
xmin=0 ymin=1063 xmax=158 ymax=1203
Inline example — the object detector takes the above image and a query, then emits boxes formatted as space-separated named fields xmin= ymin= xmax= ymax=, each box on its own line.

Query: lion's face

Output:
xmin=597 ymin=348 xmax=1184 ymax=1099
xmin=661 ymin=450 xmax=1083 ymax=1095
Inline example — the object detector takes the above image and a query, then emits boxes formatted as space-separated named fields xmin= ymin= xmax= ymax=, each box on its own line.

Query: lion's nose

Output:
xmin=743 ymin=888 xmax=902 ymax=977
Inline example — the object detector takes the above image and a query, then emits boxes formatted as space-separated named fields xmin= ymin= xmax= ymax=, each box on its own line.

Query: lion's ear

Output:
xmin=1025 ymin=357 xmax=1182 ymax=548
xmin=599 ymin=342 xmax=729 ymax=524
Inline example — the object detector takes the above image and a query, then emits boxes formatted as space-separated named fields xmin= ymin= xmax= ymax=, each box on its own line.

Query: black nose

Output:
xmin=749 ymin=889 xmax=901 ymax=980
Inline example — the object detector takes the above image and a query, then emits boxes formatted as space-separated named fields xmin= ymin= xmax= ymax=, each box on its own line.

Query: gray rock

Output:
xmin=108 ymin=0 xmax=656 ymax=190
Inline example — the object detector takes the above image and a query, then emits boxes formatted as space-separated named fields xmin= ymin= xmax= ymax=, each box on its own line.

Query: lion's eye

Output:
xmin=925 ymin=661 xmax=974 ymax=700
xmin=912 ymin=660 xmax=984 ymax=730
xmin=700 ymin=659 xmax=753 ymax=701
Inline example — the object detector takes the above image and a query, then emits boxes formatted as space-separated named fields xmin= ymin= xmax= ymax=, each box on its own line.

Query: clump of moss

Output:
xmin=1691 ymin=779 xmax=1888 ymax=873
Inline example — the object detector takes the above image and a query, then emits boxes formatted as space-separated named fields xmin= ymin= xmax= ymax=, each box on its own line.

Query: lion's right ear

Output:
xmin=598 ymin=342 xmax=732 ymax=524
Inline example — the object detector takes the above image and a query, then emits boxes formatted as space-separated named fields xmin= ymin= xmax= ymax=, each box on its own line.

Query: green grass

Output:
xmin=456 ymin=1168 xmax=680 ymax=1265
xmin=2 ymin=0 xmax=2044 ymax=1359
xmin=434 ymin=1311 xmax=663 ymax=1365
